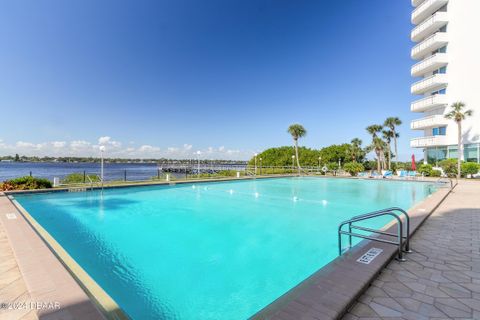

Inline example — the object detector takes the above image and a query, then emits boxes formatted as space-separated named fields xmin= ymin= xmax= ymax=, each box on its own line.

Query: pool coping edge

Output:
xmin=9 ymin=198 xmax=130 ymax=320
xmin=249 ymin=185 xmax=454 ymax=320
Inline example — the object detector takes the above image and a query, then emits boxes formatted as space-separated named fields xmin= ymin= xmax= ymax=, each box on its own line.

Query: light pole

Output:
xmin=254 ymin=153 xmax=258 ymax=175
xmin=99 ymin=146 xmax=105 ymax=185
xmin=196 ymin=151 xmax=201 ymax=178
xmin=259 ymin=157 xmax=262 ymax=175
xmin=292 ymin=155 xmax=295 ymax=173
xmin=318 ymin=156 xmax=322 ymax=172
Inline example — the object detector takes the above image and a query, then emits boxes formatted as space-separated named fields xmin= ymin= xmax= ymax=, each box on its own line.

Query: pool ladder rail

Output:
xmin=338 ymin=207 xmax=411 ymax=262
xmin=86 ymin=174 xmax=104 ymax=191
xmin=435 ymin=176 xmax=457 ymax=189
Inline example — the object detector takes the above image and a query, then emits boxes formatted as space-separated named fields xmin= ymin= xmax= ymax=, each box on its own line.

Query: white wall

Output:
xmin=443 ymin=0 xmax=480 ymax=146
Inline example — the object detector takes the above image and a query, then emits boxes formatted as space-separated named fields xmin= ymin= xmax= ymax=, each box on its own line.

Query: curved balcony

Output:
xmin=411 ymin=135 xmax=448 ymax=148
xmin=411 ymin=74 xmax=447 ymax=95
xmin=411 ymin=115 xmax=448 ymax=130
xmin=411 ymin=94 xmax=448 ymax=112
xmin=412 ymin=0 xmax=449 ymax=25
xmin=411 ymin=12 xmax=448 ymax=42
xmin=411 ymin=32 xmax=448 ymax=60
xmin=412 ymin=0 xmax=425 ymax=7
xmin=411 ymin=53 xmax=448 ymax=77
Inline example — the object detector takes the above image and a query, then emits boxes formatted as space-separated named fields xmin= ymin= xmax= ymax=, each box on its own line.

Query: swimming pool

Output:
xmin=14 ymin=177 xmax=435 ymax=320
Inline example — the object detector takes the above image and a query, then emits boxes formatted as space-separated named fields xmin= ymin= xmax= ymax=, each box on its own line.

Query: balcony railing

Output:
xmin=411 ymin=74 xmax=447 ymax=95
xmin=411 ymin=115 xmax=448 ymax=130
xmin=411 ymin=53 xmax=448 ymax=77
xmin=411 ymin=94 xmax=448 ymax=112
xmin=411 ymin=32 xmax=448 ymax=60
xmin=412 ymin=0 xmax=425 ymax=7
xmin=410 ymin=135 xmax=448 ymax=148
xmin=411 ymin=12 xmax=448 ymax=42
xmin=412 ymin=0 xmax=448 ymax=25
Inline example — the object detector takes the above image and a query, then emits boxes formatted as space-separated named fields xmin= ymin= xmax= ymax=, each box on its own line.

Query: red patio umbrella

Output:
xmin=411 ymin=154 xmax=417 ymax=171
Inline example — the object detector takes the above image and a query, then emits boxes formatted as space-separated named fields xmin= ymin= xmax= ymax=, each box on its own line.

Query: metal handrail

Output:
xmin=435 ymin=176 xmax=457 ymax=189
xmin=86 ymin=174 xmax=104 ymax=191
xmin=86 ymin=175 xmax=94 ymax=191
xmin=338 ymin=207 xmax=411 ymax=261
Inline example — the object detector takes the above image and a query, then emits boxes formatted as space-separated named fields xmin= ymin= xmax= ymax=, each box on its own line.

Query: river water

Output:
xmin=0 ymin=162 xmax=246 ymax=182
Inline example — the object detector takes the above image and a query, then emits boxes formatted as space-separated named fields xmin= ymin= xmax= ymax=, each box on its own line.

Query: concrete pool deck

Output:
xmin=0 ymin=193 xmax=106 ymax=320
xmin=343 ymin=180 xmax=480 ymax=320
xmin=0 ymin=178 xmax=477 ymax=320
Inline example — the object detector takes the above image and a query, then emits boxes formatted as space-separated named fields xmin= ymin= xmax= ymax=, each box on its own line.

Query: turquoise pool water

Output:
xmin=14 ymin=177 xmax=435 ymax=320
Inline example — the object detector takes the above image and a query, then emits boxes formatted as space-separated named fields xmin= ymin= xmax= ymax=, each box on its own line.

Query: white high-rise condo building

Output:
xmin=410 ymin=0 xmax=480 ymax=165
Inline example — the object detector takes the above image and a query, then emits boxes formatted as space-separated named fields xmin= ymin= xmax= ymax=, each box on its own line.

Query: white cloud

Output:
xmin=52 ymin=141 xmax=66 ymax=148
xmin=70 ymin=140 xmax=91 ymax=150
xmin=16 ymin=141 xmax=37 ymax=148
xmin=138 ymin=145 xmax=161 ymax=153
xmin=98 ymin=136 xmax=121 ymax=148
xmin=98 ymin=136 xmax=111 ymax=145
xmin=0 ymin=138 xmax=249 ymax=160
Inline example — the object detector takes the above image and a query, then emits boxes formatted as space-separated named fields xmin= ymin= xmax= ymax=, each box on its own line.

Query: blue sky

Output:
xmin=0 ymin=0 xmax=420 ymax=160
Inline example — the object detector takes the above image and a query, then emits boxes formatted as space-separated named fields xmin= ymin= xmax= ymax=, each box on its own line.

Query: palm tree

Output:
xmin=382 ymin=130 xmax=395 ymax=170
xmin=347 ymin=138 xmax=364 ymax=162
xmin=287 ymin=124 xmax=307 ymax=175
xmin=445 ymin=102 xmax=473 ymax=179
xmin=384 ymin=117 xmax=402 ymax=165
xmin=366 ymin=125 xmax=384 ymax=172
xmin=365 ymin=137 xmax=387 ymax=173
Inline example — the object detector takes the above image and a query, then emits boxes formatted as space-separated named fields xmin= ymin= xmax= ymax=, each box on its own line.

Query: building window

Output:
xmin=431 ymin=88 xmax=446 ymax=95
xmin=433 ymin=46 xmax=447 ymax=54
xmin=433 ymin=66 xmax=447 ymax=74
xmin=448 ymin=146 xmax=458 ymax=159
xmin=464 ymin=144 xmax=479 ymax=163
xmin=426 ymin=147 xmax=448 ymax=166
xmin=433 ymin=126 xmax=446 ymax=136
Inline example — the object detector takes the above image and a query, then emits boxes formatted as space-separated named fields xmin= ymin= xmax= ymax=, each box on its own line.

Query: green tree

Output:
xmin=14 ymin=154 xmax=20 ymax=162
xmin=366 ymin=125 xmax=384 ymax=172
xmin=319 ymin=144 xmax=350 ymax=165
xmin=445 ymin=102 xmax=473 ymax=179
xmin=344 ymin=162 xmax=365 ymax=176
xmin=439 ymin=159 xmax=458 ymax=177
xmin=384 ymin=117 xmax=402 ymax=165
xmin=382 ymin=130 xmax=395 ymax=170
xmin=346 ymin=138 xmax=365 ymax=163
xmin=461 ymin=162 xmax=480 ymax=178
xmin=418 ymin=164 xmax=433 ymax=176
xmin=287 ymin=124 xmax=307 ymax=175
xmin=248 ymin=146 xmax=321 ymax=167
xmin=366 ymin=137 xmax=387 ymax=173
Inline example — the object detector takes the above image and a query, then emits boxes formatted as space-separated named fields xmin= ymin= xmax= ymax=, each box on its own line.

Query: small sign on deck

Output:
xmin=5 ymin=213 xmax=17 ymax=220
xmin=357 ymin=248 xmax=383 ymax=264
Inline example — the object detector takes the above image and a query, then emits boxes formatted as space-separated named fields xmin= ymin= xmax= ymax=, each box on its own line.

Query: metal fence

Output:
xmin=4 ymin=164 xmax=347 ymax=187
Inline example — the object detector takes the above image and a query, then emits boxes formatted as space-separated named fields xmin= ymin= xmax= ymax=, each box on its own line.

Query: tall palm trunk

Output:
xmin=294 ymin=139 xmax=301 ymax=175
xmin=386 ymin=141 xmax=391 ymax=170
xmin=393 ymin=130 xmax=398 ymax=165
xmin=375 ymin=150 xmax=381 ymax=172
xmin=457 ymin=121 xmax=462 ymax=179
xmin=380 ymin=149 xmax=386 ymax=170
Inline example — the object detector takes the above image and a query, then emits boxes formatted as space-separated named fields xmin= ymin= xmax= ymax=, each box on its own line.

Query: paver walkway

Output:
xmin=343 ymin=180 xmax=480 ymax=320
xmin=0 ymin=216 xmax=38 ymax=320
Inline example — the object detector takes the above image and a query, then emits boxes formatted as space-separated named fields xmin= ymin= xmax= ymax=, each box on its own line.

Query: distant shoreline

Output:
xmin=0 ymin=159 xmax=247 ymax=164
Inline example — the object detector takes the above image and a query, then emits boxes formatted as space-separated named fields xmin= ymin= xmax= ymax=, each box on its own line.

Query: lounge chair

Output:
xmin=358 ymin=172 xmax=369 ymax=178
xmin=382 ymin=170 xmax=393 ymax=178
xmin=397 ymin=170 xmax=407 ymax=178
xmin=371 ymin=171 xmax=382 ymax=179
